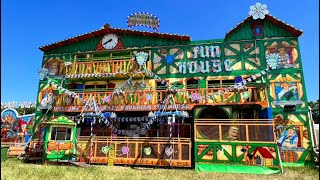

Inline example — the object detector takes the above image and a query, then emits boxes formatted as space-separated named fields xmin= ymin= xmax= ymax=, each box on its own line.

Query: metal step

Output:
xmin=69 ymin=161 xmax=91 ymax=168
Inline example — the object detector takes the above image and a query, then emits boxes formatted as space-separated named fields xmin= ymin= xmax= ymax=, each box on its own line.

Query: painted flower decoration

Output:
xmin=249 ymin=3 xmax=269 ymax=20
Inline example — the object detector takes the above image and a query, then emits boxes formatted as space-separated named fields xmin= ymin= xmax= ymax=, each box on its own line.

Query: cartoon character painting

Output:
xmin=1 ymin=109 xmax=35 ymax=142
xmin=277 ymin=45 xmax=291 ymax=66
xmin=45 ymin=61 xmax=61 ymax=76
xmin=275 ymin=82 xmax=298 ymax=101
xmin=277 ymin=125 xmax=298 ymax=148
xmin=267 ymin=44 xmax=298 ymax=69
xmin=40 ymin=93 xmax=54 ymax=108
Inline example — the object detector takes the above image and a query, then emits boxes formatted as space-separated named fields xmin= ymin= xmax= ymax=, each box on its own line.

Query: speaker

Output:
xmin=284 ymin=105 xmax=296 ymax=112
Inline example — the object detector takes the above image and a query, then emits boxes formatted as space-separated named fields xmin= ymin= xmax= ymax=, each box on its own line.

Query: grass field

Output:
xmin=1 ymin=158 xmax=318 ymax=180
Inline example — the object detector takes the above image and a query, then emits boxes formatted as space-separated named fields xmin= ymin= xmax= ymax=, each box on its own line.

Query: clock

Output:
xmin=101 ymin=34 xmax=119 ymax=49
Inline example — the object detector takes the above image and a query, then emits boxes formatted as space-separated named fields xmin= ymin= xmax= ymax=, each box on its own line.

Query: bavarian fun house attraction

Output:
xmin=27 ymin=3 xmax=317 ymax=174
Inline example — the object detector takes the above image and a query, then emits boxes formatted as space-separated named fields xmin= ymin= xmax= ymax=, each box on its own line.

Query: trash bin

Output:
xmin=1 ymin=145 xmax=9 ymax=162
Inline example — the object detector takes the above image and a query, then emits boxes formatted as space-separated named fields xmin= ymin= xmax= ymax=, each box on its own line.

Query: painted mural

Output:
xmin=266 ymin=43 xmax=299 ymax=69
xmin=271 ymin=77 xmax=303 ymax=106
xmin=43 ymin=59 xmax=65 ymax=76
xmin=275 ymin=82 xmax=298 ymax=101
xmin=1 ymin=109 xmax=35 ymax=143
xmin=273 ymin=114 xmax=307 ymax=162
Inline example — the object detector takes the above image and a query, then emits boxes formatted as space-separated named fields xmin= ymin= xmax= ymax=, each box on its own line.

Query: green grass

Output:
xmin=1 ymin=158 xmax=318 ymax=180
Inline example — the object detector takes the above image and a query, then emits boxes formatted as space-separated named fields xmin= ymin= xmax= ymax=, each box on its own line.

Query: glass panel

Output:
xmin=50 ymin=127 xmax=72 ymax=141
xmin=196 ymin=125 xmax=220 ymax=140
xmin=248 ymin=125 xmax=274 ymax=142
xmin=66 ymin=128 xmax=72 ymax=140
xmin=56 ymin=132 xmax=66 ymax=140
xmin=51 ymin=127 xmax=57 ymax=140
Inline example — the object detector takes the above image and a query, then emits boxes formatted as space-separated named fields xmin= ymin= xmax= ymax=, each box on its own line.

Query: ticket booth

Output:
xmin=42 ymin=116 xmax=77 ymax=162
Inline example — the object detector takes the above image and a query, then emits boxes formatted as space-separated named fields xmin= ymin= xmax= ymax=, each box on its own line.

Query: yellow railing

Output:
xmin=65 ymin=59 xmax=137 ymax=75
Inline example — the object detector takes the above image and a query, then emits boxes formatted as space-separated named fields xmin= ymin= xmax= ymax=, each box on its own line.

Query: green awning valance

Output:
xmin=42 ymin=116 xmax=76 ymax=126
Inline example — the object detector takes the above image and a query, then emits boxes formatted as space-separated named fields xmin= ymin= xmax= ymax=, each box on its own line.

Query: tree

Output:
xmin=309 ymin=100 xmax=319 ymax=124
xmin=1 ymin=107 xmax=35 ymax=115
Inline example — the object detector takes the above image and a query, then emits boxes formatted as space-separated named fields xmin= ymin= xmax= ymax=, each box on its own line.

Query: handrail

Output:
xmin=51 ymin=86 xmax=268 ymax=107
xmin=194 ymin=118 xmax=273 ymax=121
xmin=77 ymin=136 xmax=191 ymax=142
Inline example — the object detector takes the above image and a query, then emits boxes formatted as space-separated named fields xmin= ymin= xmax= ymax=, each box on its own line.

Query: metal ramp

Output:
xmin=69 ymin=161 xmax=91 ymax=168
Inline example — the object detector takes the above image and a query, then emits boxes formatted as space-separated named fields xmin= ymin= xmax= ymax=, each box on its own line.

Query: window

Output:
xmin=51 ymin=127 xmax=72 ymax=141
xmin=186 ymin=78 xmax=198 ymax=89
xmin=84 ymin=84 xmax=107 ymax=92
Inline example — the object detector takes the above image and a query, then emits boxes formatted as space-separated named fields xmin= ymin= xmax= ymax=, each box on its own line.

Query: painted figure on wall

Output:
xmin=40 ymin=93 xmax=54 ymax=108
xmin=267 ymin=44 xmax=298 ymax=69
xmin=1 ymin=109 xmax=35 ymax=143
xmin=277 ymin=125 xmax=298 ymax=148
xmin=277 ymin=45 xmax=291 ymax=66
xmin=275 ymin=82 xmax=298 ymax=101
xmin=44 ymin=59 xmax=64 ymax=76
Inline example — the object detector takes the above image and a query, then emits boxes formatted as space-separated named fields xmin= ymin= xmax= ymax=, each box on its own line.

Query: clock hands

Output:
xmin=103 ymin=39 xmax=113 ymax=45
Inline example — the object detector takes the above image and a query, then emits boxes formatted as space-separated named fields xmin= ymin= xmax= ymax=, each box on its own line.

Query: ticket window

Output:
xmin=50 ymin=126 xmax=72 ymax=142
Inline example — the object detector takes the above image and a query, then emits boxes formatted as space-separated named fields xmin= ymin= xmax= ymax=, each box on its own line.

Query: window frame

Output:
xmin=50 ymin=125 xmax=73 ymax=141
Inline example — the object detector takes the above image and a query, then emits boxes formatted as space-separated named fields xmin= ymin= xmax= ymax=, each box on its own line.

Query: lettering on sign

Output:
xmin=179 ymin=59 xmax=233 ymax=74
xmin=193 ymin=46 xmax=221 ymax=58
xmin=176 ymin=45 xmax=233 ymax=74
xmin=53 ymin=104 xmax=191 ymax=112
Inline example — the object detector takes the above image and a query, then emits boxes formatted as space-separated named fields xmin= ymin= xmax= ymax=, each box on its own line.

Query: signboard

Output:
xmin=53 ymin=104 xmax=191 ymax=112
xmin=108 ymin=144 xmax=115 ymax=166
xmin=178 ymin=46 xmax=233 ymax=74
xmin=127 ymin=12 xmax=160 ymax=31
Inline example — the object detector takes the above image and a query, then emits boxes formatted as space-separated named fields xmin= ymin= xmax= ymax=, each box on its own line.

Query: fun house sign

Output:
xmin=178 ymin=46 xmax=232 ymax=74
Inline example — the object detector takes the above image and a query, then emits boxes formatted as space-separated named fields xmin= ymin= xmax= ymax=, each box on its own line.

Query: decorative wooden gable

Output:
xmin=40 ymin=24 xmax=190 ymax=55
xmin=225 ymin=15 xmax=303 ymax=42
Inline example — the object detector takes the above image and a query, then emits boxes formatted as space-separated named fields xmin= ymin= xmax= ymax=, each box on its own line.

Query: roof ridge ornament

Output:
xmin=127 ymin=12 xmax=160 ymax=32
xmin=249 ymin=3 xmax=269 ymax=20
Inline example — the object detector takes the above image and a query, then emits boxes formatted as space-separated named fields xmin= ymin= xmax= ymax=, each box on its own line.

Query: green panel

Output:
xmin=264 ymin=21 xmax=295 ymax=38
xmin=198 ymin=144 xmax=213 ymax=160
xmin=190 ymin=39 xmax=224 ymax=44
xmin=44 ymin=37 xmax=101 ymax=55
xmin=298 ymin=149 xmax=311 ymax=163
xmin=225 ymin=22 xmax=254 ymax=41
xmin=195 ymin=163 xmax=281 ymax=174
xmin=44 ymin=35 xmax=189 ymax=55
xmin=121 ymin=34 xmax=189 ymax=48
xmin=216 ymin=144 xmax=233 ymax=161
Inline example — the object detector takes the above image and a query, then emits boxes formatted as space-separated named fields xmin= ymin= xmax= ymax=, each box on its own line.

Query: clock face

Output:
xmin=101 ymin=34 xmax=119 ymax=49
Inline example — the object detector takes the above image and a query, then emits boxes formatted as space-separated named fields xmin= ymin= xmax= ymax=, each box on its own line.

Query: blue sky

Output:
xmin=1 ymin=0 xmax=319 ymax=102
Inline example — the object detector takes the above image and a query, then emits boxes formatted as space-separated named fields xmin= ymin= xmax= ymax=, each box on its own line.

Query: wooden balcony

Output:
xmin=64 ymin=59 xmax=140 ymax=78
xmin=76 ymin=136 xmax=192 ymax=167
xmin=50 ymin=87 xmax=268 ymax=112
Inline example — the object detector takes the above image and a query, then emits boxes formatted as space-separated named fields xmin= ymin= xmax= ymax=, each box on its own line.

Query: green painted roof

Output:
xmin=42 ymin=116 xmax=76 ymax=125
xmin=190 ymin=39 xmax=225 ymax=44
